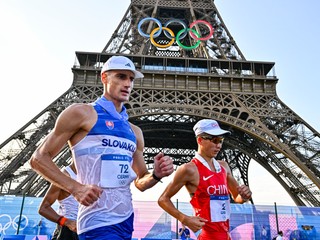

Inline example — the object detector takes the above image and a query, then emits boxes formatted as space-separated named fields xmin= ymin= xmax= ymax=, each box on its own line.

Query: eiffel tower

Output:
xmin=0 ymin=0 xmax=319 ymax=207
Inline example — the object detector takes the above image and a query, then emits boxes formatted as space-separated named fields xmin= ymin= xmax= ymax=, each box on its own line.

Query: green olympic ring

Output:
xmin=176 ymin=28 xmax=201 ymax=50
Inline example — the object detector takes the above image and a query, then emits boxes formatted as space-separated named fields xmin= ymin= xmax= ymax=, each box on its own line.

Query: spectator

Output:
xmin=179 ymin=224 xmax=191 ymax=240
xmin=275 ymin=230 xmax=283 ymax=240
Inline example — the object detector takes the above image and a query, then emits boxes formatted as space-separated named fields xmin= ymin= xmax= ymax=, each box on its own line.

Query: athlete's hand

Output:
xmin=237 ymin=185 xmax=252 ymax=202
xmin=65 ymin=219 xmax=77 ymax=232
xmin=183 ymin=216 xmax=207 ymax=233
xmin=72 ymin=184 xmax=103 ymax=206
xmin=153 ymin=152 xmax=174 ymax=178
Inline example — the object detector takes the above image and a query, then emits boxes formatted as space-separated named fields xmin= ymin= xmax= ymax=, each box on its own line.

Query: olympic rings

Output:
xmin=0 ymin=214 xmax=12 ymax=234
xmin=138 ymin=17 xmax=162 ymax=38
xmin=150 ymin=27 xmax=175 ymax=48
xmin=189 ymin=20 xmax=214 ymax=41
xmin=137 ymin=17 xmax=214 ymax=50
xmin=176 ymin=28 xmax=201 ymax=50
xmin=164 ymin=19 xmax=188 ymax=40
xmin=0 ymin=214 xmax=28 ymax=234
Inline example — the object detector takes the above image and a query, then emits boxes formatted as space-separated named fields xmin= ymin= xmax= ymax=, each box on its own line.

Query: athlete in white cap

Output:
xmin=158 ymin=119 xmax=252 ymax=240
xmin=30 ymin=55 xmax=174 ymax=240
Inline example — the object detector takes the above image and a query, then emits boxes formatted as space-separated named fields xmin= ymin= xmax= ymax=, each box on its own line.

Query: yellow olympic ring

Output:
xmin=150 ymin=27 xmax=175 ymax=48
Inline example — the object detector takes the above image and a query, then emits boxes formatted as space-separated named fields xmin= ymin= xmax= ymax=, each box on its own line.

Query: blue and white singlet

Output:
xmin=58 ymin=165 xmax=79 ymax=221
xmin=71 ymin=97 xmax=137 ymax=234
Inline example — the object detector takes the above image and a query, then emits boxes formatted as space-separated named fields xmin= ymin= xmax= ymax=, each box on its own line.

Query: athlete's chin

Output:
xmin=119 ymin=96 xmax=130 ymax=102
xmin=211 ymin=152 xmax=219 ymax=157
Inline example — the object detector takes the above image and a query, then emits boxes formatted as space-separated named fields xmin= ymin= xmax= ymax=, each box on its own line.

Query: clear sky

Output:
xmin=1 ymin=0 xmax=319 ymax=206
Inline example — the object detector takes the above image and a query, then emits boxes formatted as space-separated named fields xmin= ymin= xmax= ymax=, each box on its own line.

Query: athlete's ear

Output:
xmin=196 ymin=136 xmax=202 ymax=145
xmin=101 ymin=72 xmax=107 ymax=81
xmin=101 ymin=72 xmax=107 ymax=82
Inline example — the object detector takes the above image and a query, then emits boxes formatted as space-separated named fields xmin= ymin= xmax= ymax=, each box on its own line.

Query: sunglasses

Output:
xmin=201 ymin=136 xmax=224 ymax=144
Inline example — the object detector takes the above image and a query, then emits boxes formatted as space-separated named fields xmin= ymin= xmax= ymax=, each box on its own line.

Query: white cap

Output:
xmin=193 ymin=119 xmax=230 ymax=136
xmin=101 ymin=56 xmax=144 ymax=79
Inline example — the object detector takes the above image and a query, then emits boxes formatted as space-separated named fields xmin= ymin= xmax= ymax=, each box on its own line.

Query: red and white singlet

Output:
xmin=190 ymin=153 xmax=231 ymax=240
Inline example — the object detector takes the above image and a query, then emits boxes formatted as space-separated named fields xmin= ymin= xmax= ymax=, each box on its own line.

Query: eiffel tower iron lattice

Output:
xmin=0 ymin=0 xmax=319 ymax=207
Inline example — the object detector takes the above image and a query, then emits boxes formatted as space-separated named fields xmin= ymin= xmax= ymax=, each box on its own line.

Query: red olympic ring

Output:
xmin=137 ymin=17 xmax=214 ymax=50
xmin=189 ymin=20 xmax=214 ymax=41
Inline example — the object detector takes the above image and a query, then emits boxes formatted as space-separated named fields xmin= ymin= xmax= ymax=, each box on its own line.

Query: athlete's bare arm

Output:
xmin=30 ymin=103 xmax=102 ymax=206
xmin=38 ymin=169 xmax=77 ymax=232
xmin=158 ymin=163 xmax=207 ymax=233
xmin=219 ymin=161 xmax=252 ymax=203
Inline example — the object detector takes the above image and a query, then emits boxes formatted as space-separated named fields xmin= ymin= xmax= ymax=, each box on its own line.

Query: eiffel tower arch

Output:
xmin=0 ymin=0 xmax=319 ymax=207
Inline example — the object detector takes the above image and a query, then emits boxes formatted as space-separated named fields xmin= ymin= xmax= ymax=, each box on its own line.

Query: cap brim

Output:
xmin=204 ymin=129 xmax=231 ymax=136
xmin=132 ymin=70 xmax=144 ymax=79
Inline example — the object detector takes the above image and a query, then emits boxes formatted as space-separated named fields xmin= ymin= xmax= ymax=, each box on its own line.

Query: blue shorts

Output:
xmin=79 ymin=213 xmax=134 ymax=240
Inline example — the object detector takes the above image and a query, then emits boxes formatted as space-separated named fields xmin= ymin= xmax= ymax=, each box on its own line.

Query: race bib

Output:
xmin=100 ymin=154 xmax=137 ymax=188
xmin=210 ymin=195 xmax=231 ymax=222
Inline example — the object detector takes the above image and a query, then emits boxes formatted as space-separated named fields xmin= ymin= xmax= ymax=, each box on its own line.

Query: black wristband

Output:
xmin=152 ymin=171 xmax=162 ymax=182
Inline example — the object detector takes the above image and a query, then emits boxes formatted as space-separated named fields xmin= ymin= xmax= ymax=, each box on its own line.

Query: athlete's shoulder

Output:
xmin=55 ymin=103 xmax=96 ymax=134
xmin=217 ymin=160 xmax=231 ymax=173
xmin=67 ymin=102 xmax=94 ymax=112
xmin=129 ymin=122 xmax=143 ymax=137
xmin=60 ymin=103 xmax=93 ymax=117
xmin=217 ymin=160 xmax=229 ymax=167
xmin=129 ymin=122 xmax=141 ymax=131
xmin=65 ymin=103 xmax=96 ymax=119
xmin=178 ymin=161 xmax=197 ymax=175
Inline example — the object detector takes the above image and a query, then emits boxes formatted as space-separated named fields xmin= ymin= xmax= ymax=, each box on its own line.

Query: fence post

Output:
xmin=274 ymin=202 xmax=279 ymax=233
xmin=16 ymin=193 xmax=26 ymax=234
xmin=176 ymin=199 xmax=179 ymax=240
